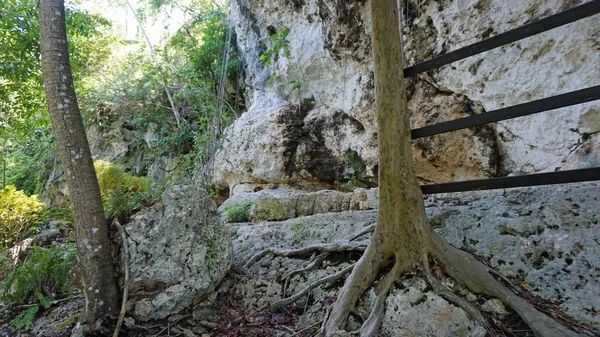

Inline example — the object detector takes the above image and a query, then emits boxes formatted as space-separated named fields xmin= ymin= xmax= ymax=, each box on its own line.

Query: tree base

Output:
xmin=245 ymin=225 xmax=586 ymax=337
xmin=323 ymin=228 xmax=582 ymax=337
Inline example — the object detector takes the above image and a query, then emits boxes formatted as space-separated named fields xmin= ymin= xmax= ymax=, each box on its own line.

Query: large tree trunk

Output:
xmin=39 ymin=0 xmax=119 ymax=323
xmin=324 ymin=0 xmax=427 ymax=333
xmin=323 ymin=1 xmax=582 ymax=336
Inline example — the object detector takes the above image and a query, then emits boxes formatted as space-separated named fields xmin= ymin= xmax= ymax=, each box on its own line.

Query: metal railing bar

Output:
xmin=411 ymin=85 xmax=600 ymax=139
xmin=403 ymin=0 xmax=600 ymax=77
xmin=420 ymin=167 xmax=600 ymax=194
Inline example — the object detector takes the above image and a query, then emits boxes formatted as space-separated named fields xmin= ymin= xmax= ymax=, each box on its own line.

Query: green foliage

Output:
xmin=224 ymin=200 xmax=252 ymax=223
xmin=11 ymin=306 xmax=39 ymax=331
xmin=1 ymin=244 xmax=76 ymax=305
xmin=259 ymin=28 xmax=291 ymax=67
xmin=4 ymin=129 xmax=56 ymax=196
xmin=0 ymin=185 xmax=46 ymax=247
xmin=94 ymin=160 xmax=151 ymax=219
xmin=0 ymin=0 xmax=113 ymax=141
xmin=77 ymin=7 xmax=241 ymax=186
xmin=57 ymin=313 xmax=80 ymax=331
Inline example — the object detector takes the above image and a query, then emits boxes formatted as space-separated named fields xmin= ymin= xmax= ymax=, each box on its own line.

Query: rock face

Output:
xmin=434 ymin=182 xmax=600 ymax=326
xmin=214 ymin=0 xmax=599 ymax=193
xmin=230 ymin=183 xmax=600 ymax=330
xmin=124 ymin=185 xmax=233 ymax=320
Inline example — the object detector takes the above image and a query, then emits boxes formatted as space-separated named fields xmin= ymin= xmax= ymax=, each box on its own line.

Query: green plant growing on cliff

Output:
xmin=94 ymin=160 xmax=152 ymax=219
xmin=0 ymin=185 xmax=46 ymax=247
xmin=224 ymin=200 xmax=252 ymax=223
xmin=259 ymin=28 xmax=290 ymax=67
xmin=259 ymin=28 xmax=306 ymax=112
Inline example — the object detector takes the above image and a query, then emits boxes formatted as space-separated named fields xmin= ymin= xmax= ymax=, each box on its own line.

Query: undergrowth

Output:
xmin=94 ymin=160 xmax=152 ymax=219
xmin=0 ymin=185 xmax=46 ymax=248
xmin=1 ymin=243 xmax=76 ymax=331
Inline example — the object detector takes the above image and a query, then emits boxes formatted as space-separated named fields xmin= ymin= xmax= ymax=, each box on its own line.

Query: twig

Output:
xmin=290 ymin=322 xmax=321 ymax=337
xmin=489 ymin=268 xmax=521 ymax=294
xmin=197 ymin=320 xmax=218 ymax=329
xmin=113 ymin=220 xmax=130 ymax=337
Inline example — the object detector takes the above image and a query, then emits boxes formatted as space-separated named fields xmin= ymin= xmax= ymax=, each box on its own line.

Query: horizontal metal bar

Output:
xmin=411 ymin=85 xmax=600 ymax=139
xmin=420 ymin=167 xmax=600 ymax=194
xmin=403 ymin=0 xmax=600 ymax=77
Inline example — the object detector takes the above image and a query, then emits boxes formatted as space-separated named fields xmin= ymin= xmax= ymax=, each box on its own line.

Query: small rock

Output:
xmin=193 ymin=307 xmax=216 ymax=321
xmin=482 ymin=298 xmax=507 ymax=316
xmin=123 ymin=317 xmax=135 ymax=328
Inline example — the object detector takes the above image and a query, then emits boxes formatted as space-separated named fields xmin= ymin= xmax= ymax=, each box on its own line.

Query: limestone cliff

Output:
xmin=214 ymin=0 xmax=600 ymax=194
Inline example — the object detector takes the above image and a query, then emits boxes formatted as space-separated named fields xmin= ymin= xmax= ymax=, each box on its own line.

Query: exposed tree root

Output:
xmin=323 ymin=234 xmax=384 ymax=336
xmin=421 ymin=253 xmax=487 ymax=329
xmin=318 ymin=223 xmax=584 ymax=337
xmin=429 ymin=231 xmax=581 ymax=337
xmin=244 ymin=241 xmax=368 ymax=270
xmin=245 ymin=220 xmax=581 ymax=337
xmin=243 ymin=225 xmax=375 ymax=314
xmin=245 ymin=224 xmax=374 ymax=270
xmin=282 ymin=253 xmax=329 ymax=281
xmin=347 ymin=223 xmax=377 ymax=241
xmin=359 ymin=253 xmax=404 ymax=337
xmin=322 ymin=228 xmax=582 ymax=337
xmin=268 ymin=263 xmax=355 ymax=311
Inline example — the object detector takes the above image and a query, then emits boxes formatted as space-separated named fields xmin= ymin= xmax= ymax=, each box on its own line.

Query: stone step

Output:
xmin=219 ymin=187 xmax=379 ymax=222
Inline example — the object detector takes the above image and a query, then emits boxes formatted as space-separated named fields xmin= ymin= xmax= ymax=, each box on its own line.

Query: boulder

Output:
xmin=124 ymin=185 xmax=233 ymax=320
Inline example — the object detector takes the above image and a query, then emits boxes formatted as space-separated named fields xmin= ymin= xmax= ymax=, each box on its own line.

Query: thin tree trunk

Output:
xmin=39 ymin=0 xmax=119 ymax=323
xmin=2 ymin=139 xmax=6 ymax=189
xmin=124 ymin=0 xmax=181 ymax=126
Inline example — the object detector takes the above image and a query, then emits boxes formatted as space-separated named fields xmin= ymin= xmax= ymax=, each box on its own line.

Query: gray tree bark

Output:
xmin=38 ymin=0 xmax=119 ymax=323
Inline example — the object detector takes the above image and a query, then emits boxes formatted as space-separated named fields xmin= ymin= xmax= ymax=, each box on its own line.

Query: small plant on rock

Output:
xmin=224 ymin=200 xmax=252 ymax=223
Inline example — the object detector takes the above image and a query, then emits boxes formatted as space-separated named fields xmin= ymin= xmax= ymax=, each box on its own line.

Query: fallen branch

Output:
xmin=113 ymin=220 xmax=130 ymax=337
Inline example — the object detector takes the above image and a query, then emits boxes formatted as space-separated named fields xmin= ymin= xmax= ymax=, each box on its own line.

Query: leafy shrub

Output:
xmin=1 ymin=243 xmax=76 ymax=305
xmin=224 ymin=200 xmax=252 ymax=223
xmin=0 ymin=185 xmax=46 ymax=247
xmin=94 ymin=160 xmax=152 ymax=219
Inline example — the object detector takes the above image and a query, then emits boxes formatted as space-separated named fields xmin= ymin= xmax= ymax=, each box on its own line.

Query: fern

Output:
xmin=1 ymin=244 xmax=76 ymax=305
xmin=11 ymin=306 xmax=39 ymax=331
